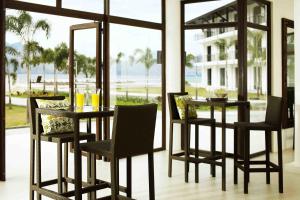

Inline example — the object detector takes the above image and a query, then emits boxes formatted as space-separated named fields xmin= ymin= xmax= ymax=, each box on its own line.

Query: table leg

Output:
xmin=73 ymin=118 xmax=82 ymax=200
xmin=221 ymin=107 xmax=226 ymax=191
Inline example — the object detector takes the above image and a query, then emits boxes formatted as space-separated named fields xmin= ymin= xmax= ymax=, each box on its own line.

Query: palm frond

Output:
xmin=34 ymin=20 xmax=51 ymax=38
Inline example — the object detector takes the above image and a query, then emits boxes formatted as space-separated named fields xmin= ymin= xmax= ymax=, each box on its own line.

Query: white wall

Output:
xmin=166 ymin=0 xmax=181 ymax=150
xmin=270 ymin=0 xmax=294 ymax=151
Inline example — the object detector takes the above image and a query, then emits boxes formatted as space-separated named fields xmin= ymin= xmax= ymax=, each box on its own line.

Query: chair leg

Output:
xmin=187 ymin=125 xmax=191 ymax=174
xmin=265 ymin=131 xmax=271 ymax=184
xmin=63 ymin=143 xmax=68 ymax=193
xmin=57 ymin=141 xmax=63 ymax=194
xmin=244 ymin=131 xmax=250 ymax=194
xmin=110 ymin=158 xmax=118 ymax=200
xmin=148 ymin=153 xmax=155 ymax=200
xmin=278 ymin=130 xmax=284 ymax=193
xmin=36 ymin=137 xmax=42 ymax=200
xmin=126 ymin=157 xmax=132 ymax=198
xmin=87 ymin=150 xmax=92 ymax=200
xmin=168 ymin=123 xmax=174 ymax=178
xmin=234 ymin=126 xmax=238 ymax=185
xmin=184 ymin=124 xmax=189 ymax=183
xmin=29 ymin=138 xmax=35 ymax=200
xmin=195 ymin=125 xmax=199 ymax=183
xmin=90 ymin=153 xmax=96 ymax=200
xmin=211 ymin=122 xmax=216 ymax=178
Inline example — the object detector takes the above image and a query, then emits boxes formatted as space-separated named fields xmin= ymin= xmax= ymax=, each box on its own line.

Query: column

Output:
xmin=166 ymin=0 xmax=181 ymax=149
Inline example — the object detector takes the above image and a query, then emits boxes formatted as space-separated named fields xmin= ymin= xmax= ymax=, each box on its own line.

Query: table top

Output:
xmin=36 ymin=106 xmax=115 ymax=119
xmin=187 ymin=99 xmax=250 ymax=107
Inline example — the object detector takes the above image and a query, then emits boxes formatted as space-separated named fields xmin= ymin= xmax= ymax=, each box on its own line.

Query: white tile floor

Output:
xmin=1 ymin=128 xmax=300 ymax=200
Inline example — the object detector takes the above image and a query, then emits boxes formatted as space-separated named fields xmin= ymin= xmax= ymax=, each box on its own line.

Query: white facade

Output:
xmin=187 ymin=2 xmax=268 ymax=94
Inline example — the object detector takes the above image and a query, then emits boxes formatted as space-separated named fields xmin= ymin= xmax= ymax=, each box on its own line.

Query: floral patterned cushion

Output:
xmin=175 ymin=95 xmax=197 ymax=119
xmin=36 ymin=99 xmax=73 ymax=134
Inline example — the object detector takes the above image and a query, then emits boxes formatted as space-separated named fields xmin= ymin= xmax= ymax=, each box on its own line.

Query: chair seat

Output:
xmin=172 ymin=118 xmax=215 ymax=125
xmin=80 ymin=140 xmax=112 ymax=157
xmin=234 ymin=122 xmax=276 ymax=131
xmin=38 ymin=132 xmax=95 ymax=143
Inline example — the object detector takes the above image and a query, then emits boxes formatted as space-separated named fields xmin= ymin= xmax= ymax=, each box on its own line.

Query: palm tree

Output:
xmin=247 ymin=30 xmax=266 ymax=98
xmin=5 ymin=46 xmax=19 ymax=109
xmin=185 ymin=53 xmax=199 ymax=99
xmin=125 ymin=54 xmax=135 ymax=100
xmin=6 ymin=11 xmax=51 ymax=95
xmin=115 ymin=52 xmax=125 ymax=81
xmin=214 ymin=38 xmax=236 ymax=89
xmin=40 ymin=48 xmax=54 ymax=93
xmin=135 ymin=48 xmax=156 ymax=101
xmin=53 ymin=43 xmax=68 ymax=94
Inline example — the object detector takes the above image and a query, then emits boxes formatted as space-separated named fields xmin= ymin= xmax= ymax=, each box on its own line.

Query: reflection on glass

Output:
xmin=110 ymin=24 xmax=162 ymax=148
xmin=62 ymin=0 xmax=103 ymax=13
xmin=247 ymin=28 xmax=267 ymax=122
xmin=247 ymin=0 xmax=267 ymax=25
xmin=287 ymin=28 xmax=294 ymax=87
xmin=16 ymin=0 xmax=55 ymax=6
xmin=185 ymin=29 xmax=238 ymax=100
xmin=185 ymin=0 xmax=238 ymax=24
xmin=110 ymin=0 xmax=161 ymax=23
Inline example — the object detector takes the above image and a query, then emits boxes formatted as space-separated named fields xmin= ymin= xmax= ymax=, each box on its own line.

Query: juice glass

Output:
xmin=92 ymin=94 xmax=99 ymax=109
xmin=76 ymin=93 xmax=85 ymax=108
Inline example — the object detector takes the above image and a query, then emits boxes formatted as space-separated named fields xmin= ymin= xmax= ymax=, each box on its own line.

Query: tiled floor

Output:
xmin=1 ymin=128 xmax=300 ymax=200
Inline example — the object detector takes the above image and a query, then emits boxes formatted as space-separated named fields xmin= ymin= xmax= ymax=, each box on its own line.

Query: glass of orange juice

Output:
xmin=92 ymin=89 xmax=100 ymax=110
xmin=76 ymin=89 xmax=85 ymax=108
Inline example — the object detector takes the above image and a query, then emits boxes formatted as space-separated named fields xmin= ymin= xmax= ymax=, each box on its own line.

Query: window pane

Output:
xmin=185 ymin=0 xmax=237 ymax=24
xmin=247 ymin=0 xmax=267 ymax=25
xmin=247 ymin=28 xmax=268 ymax=122
xmin=15 ymin=0 xmax=55 ymax=6
xmin=110 ymin=0 xmax=161 ymax=23
xmin=110 ymin=24 xmax=162 ymax=148
xmin=185 ymin=28 xmax=238 ymax=100
xmin=62 ymin=0 xmax=104 ymax=13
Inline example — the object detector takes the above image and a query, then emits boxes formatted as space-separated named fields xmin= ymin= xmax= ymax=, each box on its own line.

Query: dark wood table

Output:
xmin=185 ymin=99 xmax=250 ymax=191
xmin=36 ymin=106 xmax=114 ymax=200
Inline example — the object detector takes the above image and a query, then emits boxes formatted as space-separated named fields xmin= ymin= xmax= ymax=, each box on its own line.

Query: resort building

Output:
xmin=186 ymin=1 xmax=268 ymax=94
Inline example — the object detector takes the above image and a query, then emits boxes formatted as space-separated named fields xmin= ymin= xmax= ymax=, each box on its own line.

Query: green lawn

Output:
xmin=5 ymin=105 xmax=28 ymax=128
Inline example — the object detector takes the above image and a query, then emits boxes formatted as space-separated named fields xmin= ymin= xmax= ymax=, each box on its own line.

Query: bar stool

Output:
xmin=234 ymin=96 xmax=283 ymax=194
xmin=167 ymin=92 xmax=216 ymax=183
xmin=29 ymin=96 xmax=95 ymax=200
xmin=80 ymin=104 xmax=157 ymax=200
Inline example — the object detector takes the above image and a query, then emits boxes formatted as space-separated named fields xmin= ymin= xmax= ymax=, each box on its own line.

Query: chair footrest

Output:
xmin=97 ymin=195 xmax=136 ymax=200
xmin=236 ymin=160 xmax=280 ymax=172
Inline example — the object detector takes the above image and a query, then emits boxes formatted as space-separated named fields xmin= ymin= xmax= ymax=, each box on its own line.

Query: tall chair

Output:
xmin=80 ymin=104 xmax=157 ymax=200
xmin=167 ymin=92 xmax=216 ymax=183
xmin=29 ymin=96 xmax=95 ymax=200
xmin=234 ymin=96 xmax=283 ymax=194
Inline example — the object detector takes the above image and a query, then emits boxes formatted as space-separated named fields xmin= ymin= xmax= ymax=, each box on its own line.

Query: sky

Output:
xmin=6 ymin=0 xmax=232 ymax=59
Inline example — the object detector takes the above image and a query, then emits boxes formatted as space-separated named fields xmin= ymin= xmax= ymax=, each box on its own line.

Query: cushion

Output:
xmin=175 ymin=95 xmax=197 ymax=119
xmin=36 ymin=99 xmax=74 ymax=134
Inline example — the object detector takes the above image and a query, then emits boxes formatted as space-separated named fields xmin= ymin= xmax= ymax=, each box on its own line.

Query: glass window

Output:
xmin=185 ymin=0 xmax=237 ymax=24
xmin=110 ymin=0 xmax=161 ymax=23
xmin=247 ymin=0 xmax=267 ymax=25
xmin=109 ymin=24 xmax=162 ymax=148
xmin=62 ymin=0 xmax=104 ymax=13
xmin=207 ymin=68 xmax=212 ymax=86
xmin=247 ymin=28 xmax=268 ymax=121
xmin=185 ymin=28 xmax=238 ymax=100
xmin=15 ymin=0 xmax=55 ymax=6
xmin=220 ymin=68 xmax=225 ymax=86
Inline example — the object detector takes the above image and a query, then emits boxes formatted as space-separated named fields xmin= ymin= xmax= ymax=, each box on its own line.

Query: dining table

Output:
xmin=35 ymin=106 xmax=114 ymax=200
xmin=185 ymin=99 xmax=250 ymax=191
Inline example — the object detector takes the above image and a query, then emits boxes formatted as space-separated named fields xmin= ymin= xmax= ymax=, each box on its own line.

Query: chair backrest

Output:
xmin=111 ymin=104 xmax=157 ymax=158
xmin=167 ymin=92 xmax=188 ymax=120
xmin=28 ymin=96 xmax=65 ymax=135
xmin=265 ymin=96 xmax=283 ymax=128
